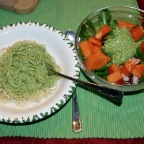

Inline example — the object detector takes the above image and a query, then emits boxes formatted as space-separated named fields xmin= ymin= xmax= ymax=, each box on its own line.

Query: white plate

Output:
xmin=0 ymin=22 xmax=80 ymax=123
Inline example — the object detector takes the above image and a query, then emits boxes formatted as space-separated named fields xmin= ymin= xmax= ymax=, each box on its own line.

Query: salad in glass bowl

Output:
xmin=75 ymin=6 xmax=144 ymax=92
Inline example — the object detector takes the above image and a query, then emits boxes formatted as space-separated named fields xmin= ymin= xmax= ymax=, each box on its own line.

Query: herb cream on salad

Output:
xmin=78 ymin=9 xmax=144 ymax=85
xmin=102 ymin=27 xmax=140 ymax=65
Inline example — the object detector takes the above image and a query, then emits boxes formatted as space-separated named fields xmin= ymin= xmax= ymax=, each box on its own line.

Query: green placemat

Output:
xmin=0 ymin=0 xmax=143 ymax=139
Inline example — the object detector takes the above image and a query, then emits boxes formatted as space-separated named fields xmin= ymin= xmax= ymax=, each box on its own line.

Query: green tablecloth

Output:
xmin=0 ymin=0 xmax=143 ymax=139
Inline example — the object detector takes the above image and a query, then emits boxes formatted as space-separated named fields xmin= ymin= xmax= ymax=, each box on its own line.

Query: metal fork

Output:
xmin=72 ymin=90 xmax=82 ymax=132
xmin=65 ymin=30 xmax=82 ymax=132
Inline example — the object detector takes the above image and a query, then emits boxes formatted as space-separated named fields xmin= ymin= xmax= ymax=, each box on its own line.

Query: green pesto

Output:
xmin=102 ymin=27 xmax=140 ymax=65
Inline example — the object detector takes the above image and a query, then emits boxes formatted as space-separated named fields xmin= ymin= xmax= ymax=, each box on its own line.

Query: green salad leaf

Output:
xmin=86 ymin=19 xmax=96 ymax=33
xmin=98 ymin=9 xmax=112 ymax=27
xmin=136 ymin=46 xmax=144 ymax=61
xmin=79 ymin=19 xmax=96 ymax=40
xmin=79 ymin=24 xmax=90 ymax=40
xmin=139 ymin=73 xmax=144 ymax=83
xmin=94 ymin=63 xmax=111 ymax=79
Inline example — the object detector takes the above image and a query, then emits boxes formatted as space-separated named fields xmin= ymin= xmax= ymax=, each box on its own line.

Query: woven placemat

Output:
xmin=0 ymin=0 xmax=143 ymax=139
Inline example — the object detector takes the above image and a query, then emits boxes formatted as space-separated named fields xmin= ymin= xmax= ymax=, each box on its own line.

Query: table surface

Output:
xmin=0 ymin=0 xmax=144 ymax=143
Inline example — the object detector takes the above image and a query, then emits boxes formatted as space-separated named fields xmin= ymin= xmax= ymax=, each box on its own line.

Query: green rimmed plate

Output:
xmin=0 ymin=22 xmax=80 ymax=124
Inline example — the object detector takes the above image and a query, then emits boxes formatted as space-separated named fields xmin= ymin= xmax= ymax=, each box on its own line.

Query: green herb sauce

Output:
xmin=102 ymin=27 xmax=140 ymax=65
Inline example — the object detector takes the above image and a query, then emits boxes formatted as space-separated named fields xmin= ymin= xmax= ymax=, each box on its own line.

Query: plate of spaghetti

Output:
xmin=0 ymin=22 xmax=80 ymax=123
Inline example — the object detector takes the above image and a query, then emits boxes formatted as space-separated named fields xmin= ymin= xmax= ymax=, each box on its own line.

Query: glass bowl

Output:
xmin=75 ymin=6 xmax=144 ymax=92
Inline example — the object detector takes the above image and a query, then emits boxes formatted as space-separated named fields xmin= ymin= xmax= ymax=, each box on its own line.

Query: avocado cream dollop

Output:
xmin=102 ymin=27 xmax=140 ymax=65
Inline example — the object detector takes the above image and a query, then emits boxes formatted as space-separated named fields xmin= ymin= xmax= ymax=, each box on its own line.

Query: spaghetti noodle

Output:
xmin=0 ymin=40 xmax=61 ymax=106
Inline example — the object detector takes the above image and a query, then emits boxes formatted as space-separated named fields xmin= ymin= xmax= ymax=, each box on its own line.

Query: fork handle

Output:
xmin=57 ymin=72 xmax=123 ymax=103
xmin=72 ymin=91 xmax=82 ymax=132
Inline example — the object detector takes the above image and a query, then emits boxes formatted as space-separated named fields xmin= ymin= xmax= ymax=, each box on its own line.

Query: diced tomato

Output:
xmin=108 ymin=64 xmax=121 ymax=74
xmin=118 ymin=20 xmax=137 ymax=30
xmin=95 ymin=24 xmax=111 ymax=40
xmin=93 ymin=45 xmax=103 ymax=54
xmin=121 ymin=58 xmax=139 ymax=76
xmin=130 ymin=26 xmax=144 ymax=41
xmin=107 ymin=71 xmax=124 ymax=84
xmin=88 ymin=37 xmax=102 ymax=47
xmin=79 ymin=41 xmax=94 ymax=58
xmin=131 ymin=64 xmax=144 ymax=78
xmin=85 ymin=52 xmax=111 ymax=70
xmin=115 ymin=78 xmax=125 ymax=85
